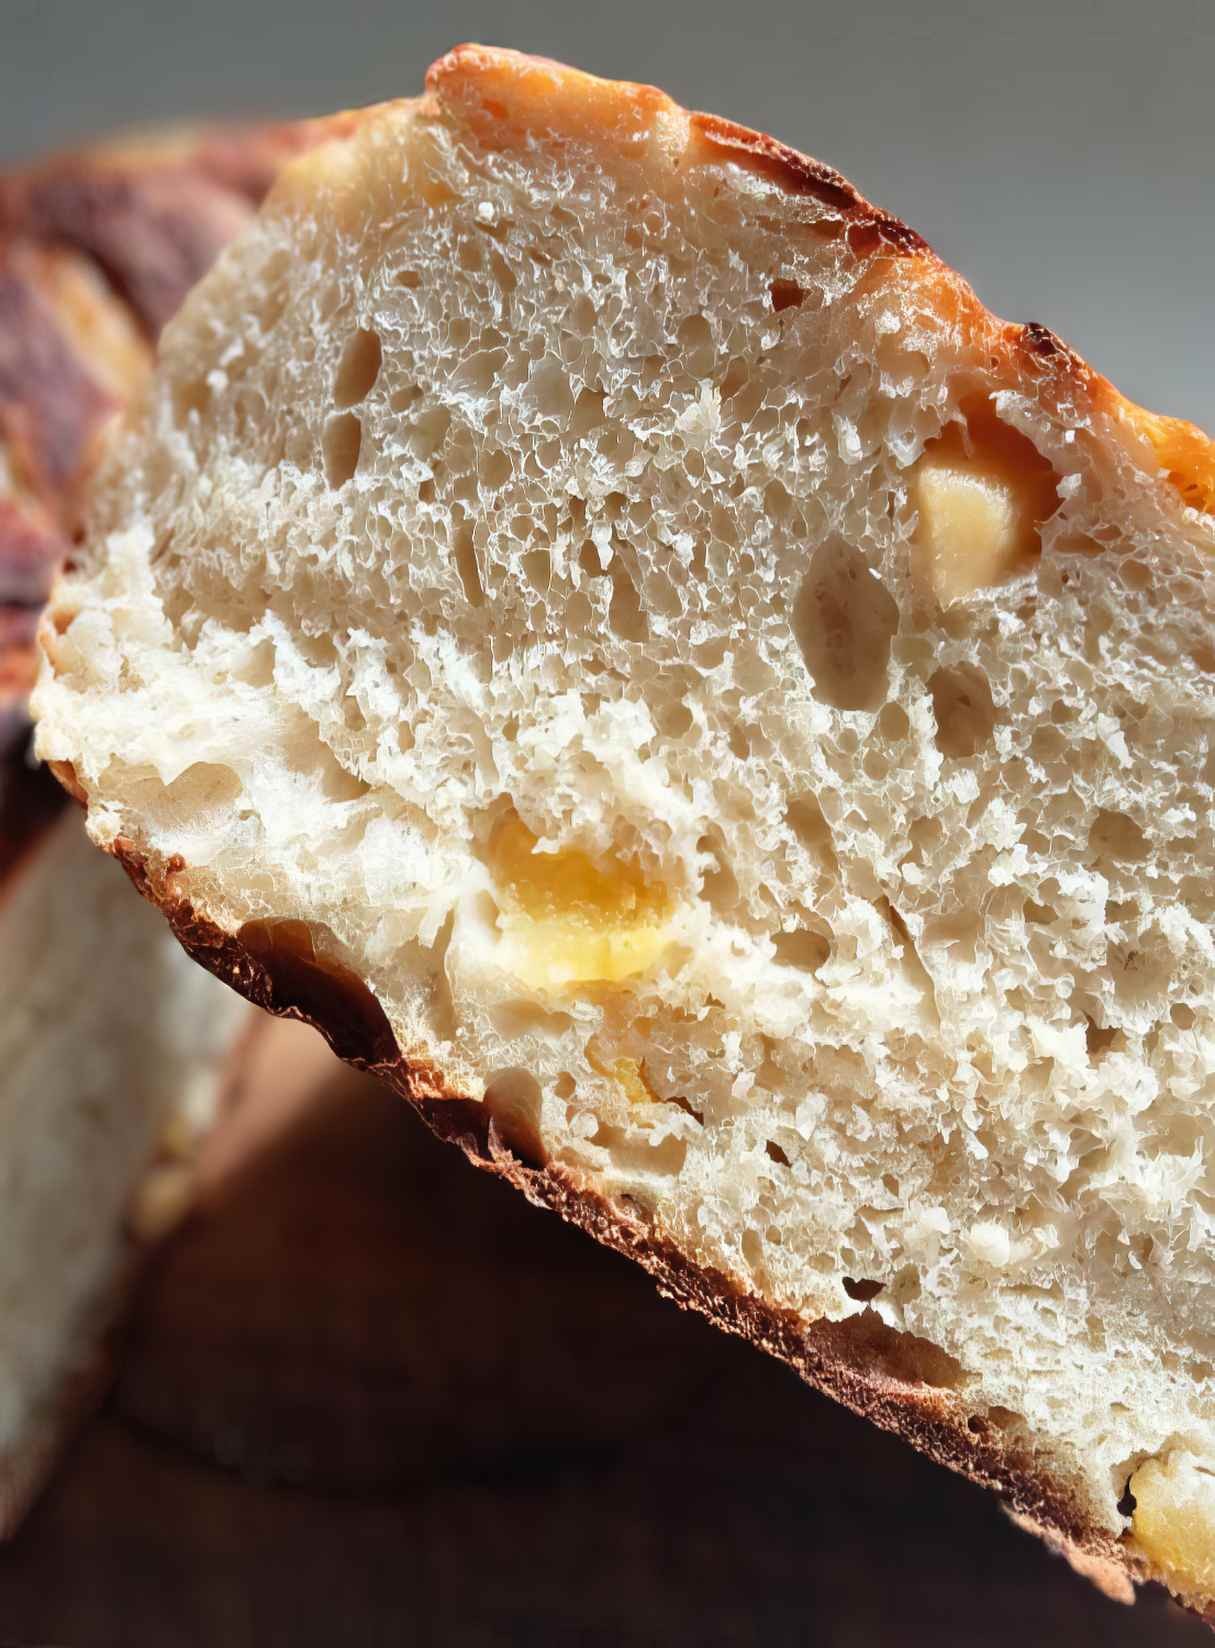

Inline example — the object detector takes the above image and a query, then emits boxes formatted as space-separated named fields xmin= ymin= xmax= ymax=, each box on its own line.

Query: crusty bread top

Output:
xmin=424 ymin=46 xmax=1215 ymax=500
xmin=32 ymin=45 xmax=1215 ymax=1624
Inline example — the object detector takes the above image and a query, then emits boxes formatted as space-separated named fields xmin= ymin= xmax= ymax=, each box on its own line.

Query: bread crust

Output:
xmin=425 ymin=44 xmax=1214 ymax=509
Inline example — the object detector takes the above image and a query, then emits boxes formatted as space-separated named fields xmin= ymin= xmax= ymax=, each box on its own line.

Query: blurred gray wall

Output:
xmin=2 ymin=0 xmax=1212 ymax=427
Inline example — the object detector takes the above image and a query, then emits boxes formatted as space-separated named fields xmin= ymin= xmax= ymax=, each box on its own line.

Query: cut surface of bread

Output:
xmin=33 ymin=46 xmax=1215 ymax=1613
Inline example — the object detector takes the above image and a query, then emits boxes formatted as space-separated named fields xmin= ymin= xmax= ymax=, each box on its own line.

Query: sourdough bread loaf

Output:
xmin=34 ymin=47 xmax=1215 ymax=1613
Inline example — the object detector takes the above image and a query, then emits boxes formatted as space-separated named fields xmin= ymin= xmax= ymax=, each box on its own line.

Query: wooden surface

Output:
xmin=0 ymin=1018 xmax=1203 ymax=1647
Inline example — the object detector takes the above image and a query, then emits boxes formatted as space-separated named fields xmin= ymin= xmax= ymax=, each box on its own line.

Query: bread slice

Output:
xmin=0 ymin=118 xmax=344 ymax=1527
xmin=33 ymin=45 xmax=1215 ymax=1613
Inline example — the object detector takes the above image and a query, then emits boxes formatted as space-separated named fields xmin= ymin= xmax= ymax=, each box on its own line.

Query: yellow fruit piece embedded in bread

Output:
xmin=1130 ymin=1454 xmax=1215 ymax=1601
xmin=489 ymin=811 xmax=671 ymax=989
xmin=586 ymin=1042 xmax=657 ymax=1106
xmin=912 ymin=402 xmax=1058 ymax=603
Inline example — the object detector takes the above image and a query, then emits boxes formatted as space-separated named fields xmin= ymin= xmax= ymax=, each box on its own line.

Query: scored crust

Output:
xmin=37 ymin=45 xmax=1215 ymax=1618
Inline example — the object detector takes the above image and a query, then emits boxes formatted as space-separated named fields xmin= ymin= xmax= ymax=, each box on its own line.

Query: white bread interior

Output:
xmin=0 ymin=795 xmax=248 ymax=1513
xmin=33 ymin=48 xmax=1215 ymax=1605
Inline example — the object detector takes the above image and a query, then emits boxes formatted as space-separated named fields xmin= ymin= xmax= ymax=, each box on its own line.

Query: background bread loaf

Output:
xmin=0 ymin=117 xmax=336 ymax=1527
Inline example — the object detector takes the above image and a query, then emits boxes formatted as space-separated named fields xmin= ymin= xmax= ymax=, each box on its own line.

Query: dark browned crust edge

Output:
xmin=109 ymin=834 xmax=1160 ymax=1611
xmin=686 ymin=112 xmax=931 ymax=256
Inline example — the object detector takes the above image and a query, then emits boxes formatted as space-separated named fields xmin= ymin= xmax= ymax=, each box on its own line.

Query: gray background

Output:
xmin=2 ymin=0 xmax=1213 ymax=428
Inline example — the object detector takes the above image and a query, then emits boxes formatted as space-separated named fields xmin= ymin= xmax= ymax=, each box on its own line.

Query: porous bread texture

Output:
xmin=0 ymin=802 xmax=248 ymax=1511
xmin=33 ymin=48 xmax=1215 ymax=1605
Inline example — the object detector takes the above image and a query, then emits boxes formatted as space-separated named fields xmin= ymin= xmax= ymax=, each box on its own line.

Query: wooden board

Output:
xmin=0 ymin=1018 xmax=1203 ymax=1646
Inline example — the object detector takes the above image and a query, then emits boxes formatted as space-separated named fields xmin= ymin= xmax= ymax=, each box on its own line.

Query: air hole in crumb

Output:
xmin=816 ymin=1310 xmax=964 ymax=1390
xmin=773 ymin=928 xmax=830 ymax=972
xmin=987 ymin=1406 xmax=1020 ymax=1432
xmin=769 ymin=278 xmax=805 ymax=313
xmin=322 ymin=411 xmax=362 ymax=487
xmin=792 ymin=537 xmax=898 ymax=712
xmin=668 ymin=1094 xmax=704 ymax=1125
xmin=453 ymin=524 xmax=485 ymax=607
xmin=481 ymin=448 xmax=512 ymax=490
xmin=490 ymin=1001 xmax=573 ymax=1040
xmin=843 ymin=1277 xmax=884 ymax=1302
xmin=765 ymin=1140 xmax=791 ymax=1167
xmin=918 ymin=907 xmax=977 ymax=963
xmin=884 ymin=900 xmax=939 ymax=1003
xmin=553 ymin=1072 xmax=576 ymax=1101
xmin=676 ymin=313 xmax=715 ymax=377
xmin=608 ymin=565 xmax=648 ymax=642
xmin=930 ymin=664 xmax=997 ymax=758
xmin=698 ymin=832 xmax=739 ymax=918
xmin=1085 ymin=1017 xmax=1122 ymax=1060
xmin=591 ymin=1121 xmax=687 ymax=1178
xmin=172 ymin=377 xmax=209 ymax=422
xmin=523 ymin=548 xmax=551 ymax=590
xmin=334 ymin=327 xmax=383 ymax=408
xmin=786 ymin=794 xmax=838 ymax=871
xmin=657 ymin=701 xmax=694 ymax=738
xmin=1089 ymin=808 xmax=1148 ymax=862
xmin=1173 ymin=1003 xmax=1197 ymax=1030
xmin=876 ymin=702 xmax=910 ymax=743
xmin=394 ymin=268 xmax=421 ymax=289
xmin=570 ymin=386 xmax=606 ymax=439
xmin=1116 ymin=1479 xmax=1137 ymax=1519
xmin=483 ymin=1068 xmax=544 ymax=1165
